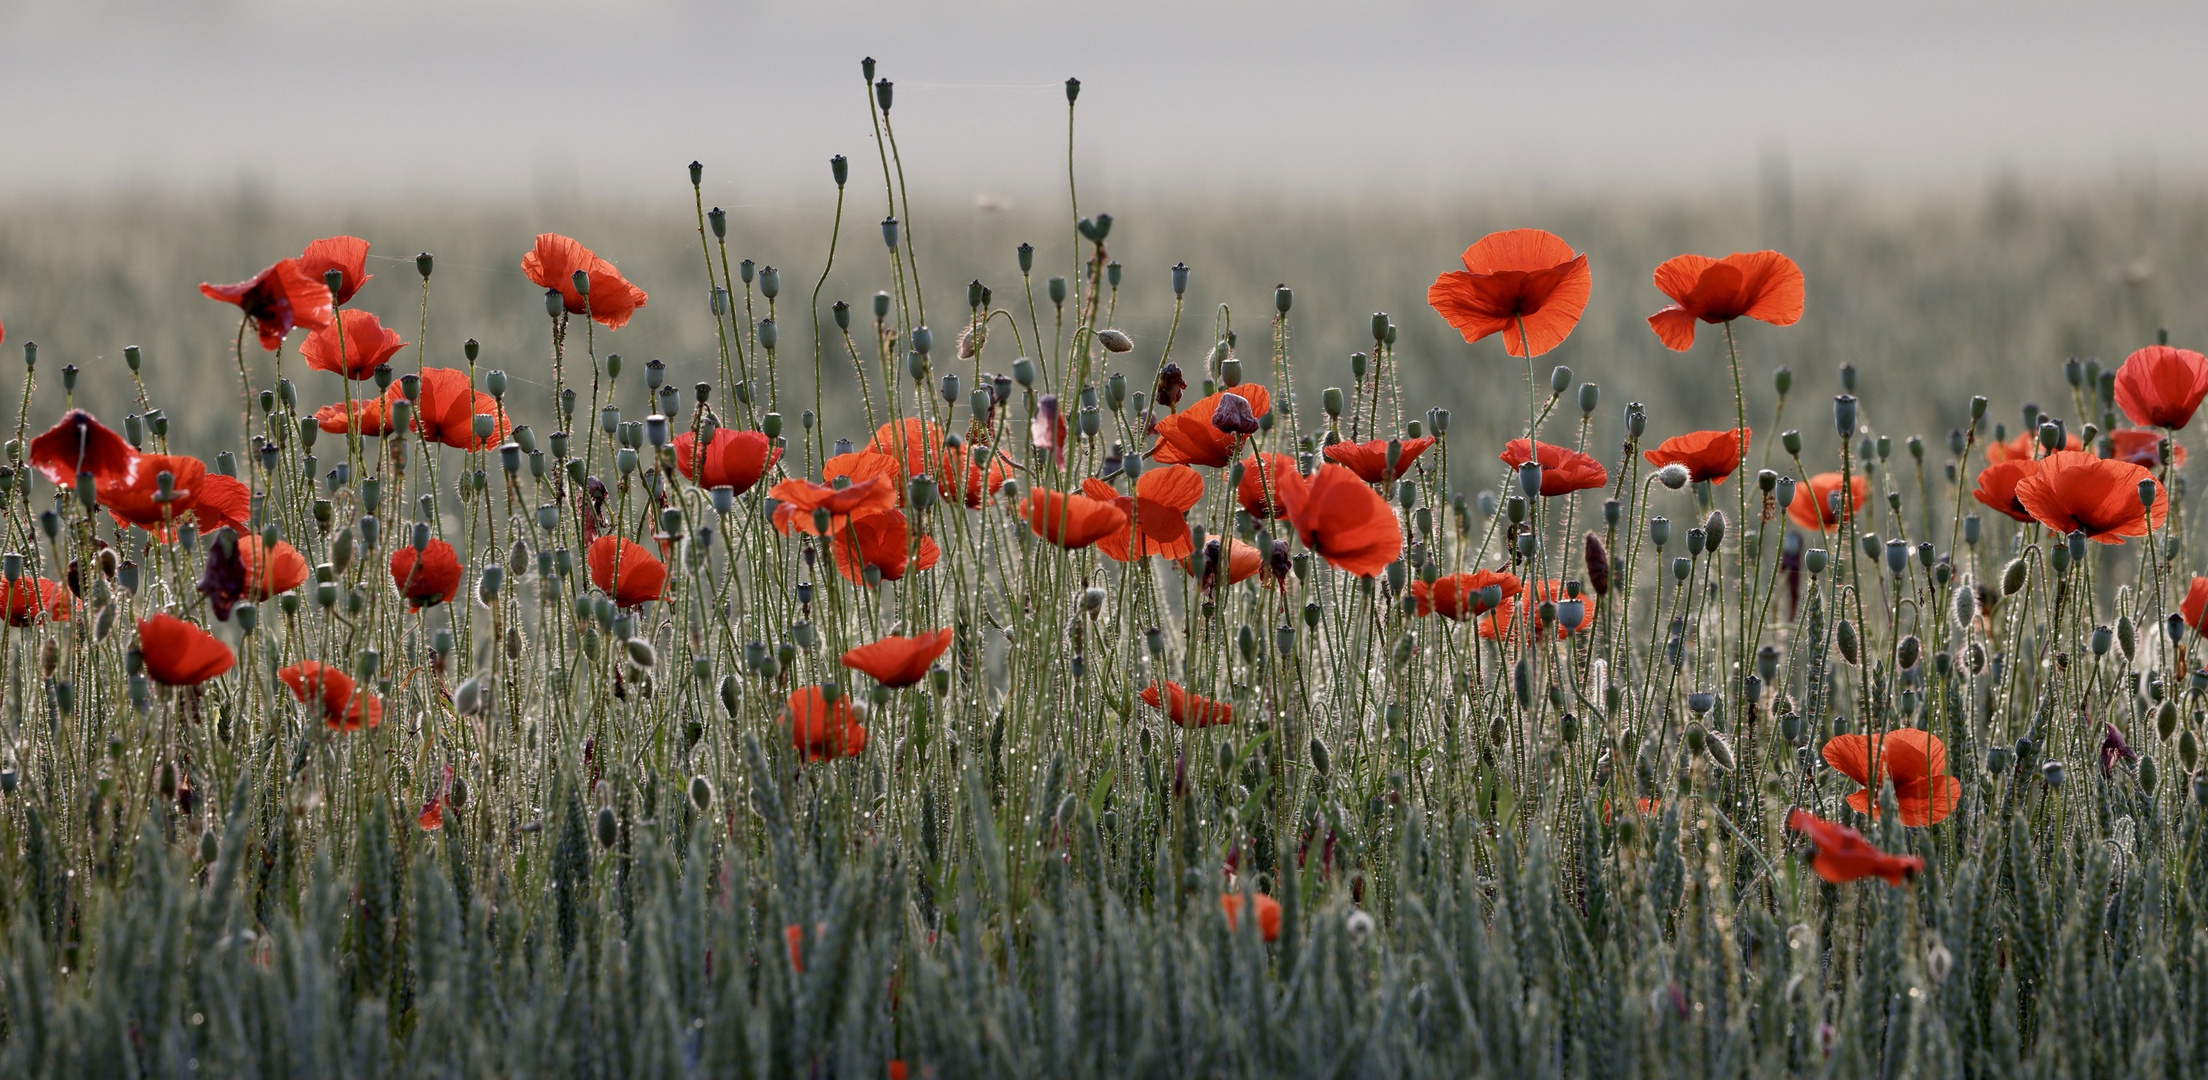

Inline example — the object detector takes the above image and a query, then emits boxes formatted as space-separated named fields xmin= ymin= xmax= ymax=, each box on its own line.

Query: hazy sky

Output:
xmin=3 ymin=0 xmax=2204 ymax=200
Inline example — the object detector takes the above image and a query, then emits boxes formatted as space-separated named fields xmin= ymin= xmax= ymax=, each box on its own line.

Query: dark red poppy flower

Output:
xmin=1083 ymin=465 xmax=1206 ymax=562
xmin=3 ymin=577 xmax=70 ymax=626
xmin=99 ymin=455 xmax=251 ymax=539
xmin=295 ymin=235 xmax=372 ymax=305
xmin=589 ymin=536 xmax=667 ymax=606
xmin=830 ymin=510 xmax=940 ymax=584
xmin=2108 ymin=428 xmax=2186 ymax=469
xmin=2013 ymin=450 xmax=2166 ymax=544
xmin=783 ymin=686 xmax=868 ymax=761
xmin=389 ymin=367 xmax=509 ymax=450
xmin=390 ymin=539 xmax=463 ymax=609
xmin=1643 ymin=429 xmax=1748 ymax=484
xmin=769 ymin=475 xmax=898 ymax=536
xmin=1022 ymin=489 xmax=1129 ymax=550
xmin=300 ymin=309 xmax=406 ymax=380
xmin=1498 ymin=439 xmax=1608 ymax=497
xmin=236 ymin=535 xmax=308 ymax=600
xmin=1985 ymin=429 xmax=2079 ymax=465
xmin=1141 ymin=681 xmax=1233 ymax=728
xmin=1220 ymin=892 xmax=1281 ymax=942
xmin=673 ymin=428 xmax=782 ymax=495
xmin=315 ymin=398 xmax=395 ymax=437
xmin=841 ymin=628 xmax=953 ymax=688
xmin=1787 ymin=472 xmax=1867 ymax=531
xmin=199 ymin=258 xmax=334 ymax=351
xmin=28 ymin=410 xmax=135 ymax=487
xmin=2113 ymin=344 xmax=2208 ymax=429
xmin=522 ymin=233 xmax=649 ymax=329
xmin=1325 ymin=436 xmax=1434 ymax=484
xmin=1786 ymin=809 xmax=1924 ymax=886
xmin=1237 ymin=452 xmax=1303 ymax=519
xmin=2184 ymin=575 xmax=2208 ymax=630
xmin=1820 ymin=729 xmax=1961 ymax=826
xmin=1409 ymin=569 xmax=1521 ymax=620
xmin=138 ymin=613 xmax=235 ymax=686
xmin=1279 ymin=464 xmax=1401 ymax=577
xmin=1150 ymin=386 xmax=1272 ymax=468
xmin=1971 ymin=460 xmax=2035 ymax=523
xmin=1646 ymin=251 xmax=1805 ymax=351
xmin=1480 ymin=579 xmax=1594 ymax=640
xmin=1427 ymin=229 xmax=1591 ymax=357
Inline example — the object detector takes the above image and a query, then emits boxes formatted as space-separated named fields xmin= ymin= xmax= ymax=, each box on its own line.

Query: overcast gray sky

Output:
xmin=2 ymin=0 xmax=2204 ymax=200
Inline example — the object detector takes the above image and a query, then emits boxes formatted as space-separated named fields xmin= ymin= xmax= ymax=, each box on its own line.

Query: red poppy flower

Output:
xmin=1141 ymin=681 xmax=1233 ymax=728
xmin=278 ymin=660 xmax=370 ymax=729
xmin=98 ymin=455 xmax=250 ymax=539
xmin=1150 ymin=386 xmax=1272 ymax=468
xmin=1786 ymin=809 xmax=1924 ymax=886
xmin=1022 ymin=489 xmax=1129 ymax=550
xmin=1180 ymin=538 xmax=1270 ymax=588
xmin=389 ymin=367 xmax=509 ymax=451
xmin=390 ymin=539 xmax=463 ymax=609
xmin=3 ymin=577 xmax=70 ymax=626
xmin=2012 ymin=450 xmax=2166 ymax=544
xmin=769 ymin=475 xmax=898 ymax=536
xmin=28 ymin=410 xmax=136 ymax=488
xmin=824 ymin=449 xmax=908 ymax=502
xmin=1426 ymin=229 xmax=1591 ymax=357
xmin=673 ymin=428 xmax=782 ymax=495
xmin=300 ymin=309 xmax=406 ymax=380
xmin=1787 ymin=472 xmax=1867 ymax=531
xmin=237 ymin=535 xmax=308 ymax=600
xmin=1984 ymin=429 xmax=2078 ymax=465
xmin=589 ymin=536 xmax=667 ymax=606
xmin=1643 ymin=429 xmax=1748 ymax=484
xmin=1820 ymin=729 xmax=1961 ymax=826
xmin=1237 ymin=452 xmax=1303 ymax=519
xmin=2113 ymin=344 xmax=2208 ymax=429
xmin=522 ymin=233 xmax=649 ymax=330
xmin=1082 ymin=465 xmax=1206 ymax=562
xmin=1324 ymin=436 xmax=1434 ymax=484
xmin=137 ymin=613 xmax=235 ymax=686
xmin=1220 ymin=892 xmax=1282 ymax=942
xmin=783 ymin=686 xmax=868 ymax=761
xmin=1479 ymin=579 xmax=1593 ymax=640
xmin=2183 ymin=575 xmax=2208 ymax=631
xmin=315 ymin=398 xmax=396 ymax=437
xmin=1498 ymin=439 xmax=1609 ymax=497
xmin=1278 ymin=464 xmax=1401 ymax=577
xmin=1645 ymin=251 xmax=1805 ymax=351
xmin=1409 ymin=569 xmax=1522 ymax=620
xmin=865 ymin=418 xmax=944 ymax=477
xmin=295 ymin=235 xmax=372 ymax=306
xmin=418 ymin=766 xmax=452 ymax=830
xmin=199 ymin=258 xmax=334 ymax=351
xmin=1971 ymin=460 xmax=2035 ymax=523
xmin=2108 ymin=428 xmax=2186 ymax=469
xmin=829 ymin=510 xmax=940 ymax=584
xmin=841 ymin=628 xmax=953 ymax=688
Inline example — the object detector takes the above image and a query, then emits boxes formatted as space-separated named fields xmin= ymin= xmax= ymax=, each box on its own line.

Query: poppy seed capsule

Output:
xmin=1518 ymin=462 xmax=1545 ymax=498
xmin=1275 ymin=285 xmax=1292 ymax=313
xmin=1578 ymin=382 xmax=1599 ymax=414
xmin=1550 ymin=366 xmax=1572 ymax=394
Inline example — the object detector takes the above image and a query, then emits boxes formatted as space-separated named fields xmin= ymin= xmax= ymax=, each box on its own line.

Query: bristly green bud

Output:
xmin=1837 ymin=619 xmax=1860 ymax=664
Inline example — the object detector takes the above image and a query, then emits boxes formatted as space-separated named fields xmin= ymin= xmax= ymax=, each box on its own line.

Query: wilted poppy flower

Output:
xmin=390 ymin=367 xmax=509 ymax=450
xmin=28 ymin=410 xmax=135 ymax=487
xmin=2013 ymin=450 xmax=2166 ymax=543
xmin=841 ymin=627 xmax=953 ymax=688
xmin=1022 ymin=489 xmax=1128 ymax=550
xmin=1082 ymin=465 xmax=1206 ymax=562
xmin=1984 ymin=429 xmax=2078 ymax=465
xmin=2100 ymin=721 xmax=2138 ymax=777
xmin=589 ymin=536 xmax=667 ymax=606
xmin=2108 ymin=428 xmax=2186 ymax=469
xmin=522 ymin=233 xmax=649 ymax=329
xmin=300 ymin=309 xmax=406 ymax=380
xmin=673 ymin=427 xmax=781 ymax=495
xmin=1409 ymin=569 xmax=1522 ymax=620
xmin=2113 ymin=344 xmax=2208 ymax=429
xmin=1220 ymin=892 xmax=1282 ymax=942
xmin=1141 ymin=681 xmax=1233 ymax=728
xmin=199 ymin=258 xmax=334 ymax=351
xmin=1498 ymin=439 xmax=1608 ymax=497
xmin=3 ymin=577 xmax=70 ymax=626
xmin=1325 ymin=436 xmax=1434 ymax=484
xmin=1150 ymin=387 xmax=1272 ymax=468
xmin=1279 ymin=464 xmax=1401 ymax=577
xmin=769 ymin=475 xmax=897 ymax=536
xmin=1820 ymin=728 xmax=1961 ymax=826
xmin=137 ymin=613 xmax=235 ymax=686
xmin=1237 ymin=452 xmax=1303 ymax=519
xmin=2183 ymin=575 xmax=2208 ymax=631
xmin=236 ymin=535 xmax=308 ymax=600
xmin=1426 ymin=229 xmax=1592 ymax=357
xmin=830 ymin=510 xmax=940 ymax=584
xmin=1786 ymin=809 xmax=1923 ymax=886
xmin=1480 ymin=580 xmax=1593 ymax=640
xmin=783 ymin=686 xmax=868 ymax=761
xmin=1643 ymin=429 xmax=1748 ymax=483
xmin=1645 ymin=251 xmax=1805 ymax=351
xmin=99 ymin=455 xmax=251 ymax=539
xmin=315 ymin=398 xmax=396 ymax=437
xmin=390 ymin=539 xmax=463 ymax=609
xmin=295 ymin=235 xmax=372 ymax=305
xmin=1786 ymin=472 xmax=1867 ymax=531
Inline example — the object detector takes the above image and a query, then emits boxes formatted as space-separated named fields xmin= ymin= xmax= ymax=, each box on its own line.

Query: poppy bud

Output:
xmin=1704 ymin=511 xmax=1726 ymax=551
xmin=1837 ymin=619 xmax=1860 ymax=664
xmin=2181 ymin=729 xmax=2200 ymax=771
xmin=1578 ymin=382 xmax=1599 ymax=414
xmin=1654 ymin=463 xmax=1689 ymax=491
xmin=1097 ymin=328 xmax=1133 ymax=353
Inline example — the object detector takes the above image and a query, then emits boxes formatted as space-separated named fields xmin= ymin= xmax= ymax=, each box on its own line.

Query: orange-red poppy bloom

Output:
xmin=589 ymin=536 xmax=667 ymax=606
xmin=673 ymin=428 xmax=782 ymax=495
xmin=1498 ymin=439 xmax=1608 ymax=497
xmin=1180 ymin=537 xmax=1270 ymax=588
xmin=1220 ymin=892 xmax=1282 ymax=942
xmin=769 ymin=475 xmax=898 ymax=536
xmin=315 ymin=398 xmax=396 ymax=437
xmin=1646 ymin=251 xmax=1805 ymax=351
xmin=237 ymin=535 xmax=308 ymax=600
xmin=869 ymin=420 xmax=1014 ymax=508
xmin=841 ymin=628 xmax=953 ymax=688
xmin=1820 ymin=728 xmax=1961 ymax=826
xmin=1324 ymin=436 xmax=1434 ymax=484
xmin=1279 ymin=464 xmax=1401 ymax=577
xmin=1787 ymin=472 xmax=1867 ymax=531
xmin=830 ymin=510 xmax=940 ymax=584
xmin=823 ymin=449 xmax=907 ymax=502
xmin=1141 ymin=681 xmax=1233 ymax=728
xmin=300 ymin=309 xmax=406 ymax=380
xmin=98 ymin=455 xmax=251 ymax=539
xmin=522 ymin=233 xmax=649 ymax=330
xmin=2184 ymin=575 xmax=2208 ymax=631
xmin=783 ymin=686 xmax=868 ymax=761
xmin=1022 ymin=489 xmax=1129 ymax=550
xmin=1083 ymin=465 xmax=1206 ymax=562
xmin=1150 ymin=386 xmax=1272 ymax=468
xmin=390 ymin=367 xmax=509 ymax=451
xmin=2108 ymin=428 xmax=2186 ymax=470
xmin=390 ymin=539 xmax=463 ymax=609
xmin=200 ymin=258 xmax=334 ymax=351
xmin=137 ymin=613 xmax=235 ymax=686
xmin=1479 ymin=579 xmax=1594 ymax=640
xmin=1409 ymin=569 xmax=1521 ymax=620
xmin=295 ymin=235 xmax=372 ymax=306
xmin=1984 ymin=429 xmax=2078 ymax=465
xmin=28 ymin=410 xmax=135 ymax=487
xmin=3 ymin=577 xmax=70 ymax=626
xmin=2012 ymin=450 xmax=2166 ymax=543
xmin=1237 ymin=452 xmax=1303 ymax=519
xmin=278 ymin=660 xmax=381 ymax=730
xmin=2113 ymin=344 xmax=2208 ymax=430
xmin=1971 ymin=460 xmax=2035 ymax=523
xmin=1786 ymin=808 xmax=1924 ymax=886
xmin=1643 ymin=429 xmax=1748 ymax=484
xmin=1426 ymin=229 xmax=1591 ymax=357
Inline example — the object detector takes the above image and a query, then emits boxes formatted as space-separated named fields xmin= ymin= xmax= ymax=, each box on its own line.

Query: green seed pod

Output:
xmin=1896 ymin=634 xmax=1920 ymax=670
xmin=1514 ymin=657 xmax=1532 ymax=708
xmin=2002 ymin=557 xmax=2027 ymax=595
xmin=720 ymin=675 xmax=741 ymax=716
xmin=199 ymin=828 xmax=219 ymax=865
xmin=2158 ymin=700 xmax=2179 ymax=741
xmin=1837 ymin=619 xmax=1860 ymax=665
xmin=595 ymin=806 xmax=618 ymax=849
xmin=2178 ymin=728 xmax=2198 ymax=771
xmin=1704 ymin=730 xmax=1735 ymax=771
xmin=690 ymin=775 xmax=713 ymax=812
xmin=2139 ymin=754 xmax=2158 ymax=794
